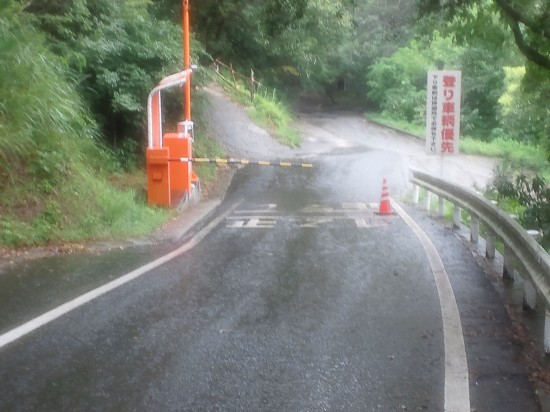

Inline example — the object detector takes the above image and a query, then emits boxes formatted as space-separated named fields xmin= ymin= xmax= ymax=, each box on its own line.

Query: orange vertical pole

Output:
xmin=183 ymin=0 xmax=191 ymax=121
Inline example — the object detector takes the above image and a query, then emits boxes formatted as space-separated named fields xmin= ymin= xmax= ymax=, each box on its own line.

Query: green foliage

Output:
xmin=366 ymin=35 xmax=462 ymax=124
xmin=214 ymin=67 xmax=300 ymax=148
xmin=24 ymin=0 xmax=183 ymax=166
xmin=461 ymin=137 xmax=548 ymax=173
xmin=420 ymin=0 xmax=550 ymax=71
xmin=0 ymin=3 xmax=100 ymax=179
xmin=499 ymin=66 xmax=534 ymax=142
xmin=366 ymin=30 xmax=508 ymax=139
xmin=490 ymin=168 xmax=550 ymax=249
xmin=191 ymin=88 xmax=226 ymax=183
xmin=250 ymin=92 xmax=300 ymax=147
xmin=274 ymin=0 xmax=354 ymax=89
xmin=157 ymin=0 xmax=357 ymax=97
xmin=417 ymin=0 xmax=550 ymax=159
xmin=499 ymin=66 xmax=525 ymax=114
xmin=0 ymin=3 xmax=169 ymax=247
xmin=459 ymin=47 xmax=505 ymax=137
xmin=496 ymin=65 xmax=550 ymax=156
xmin=365 ymin=113 xmax=424 ymax=138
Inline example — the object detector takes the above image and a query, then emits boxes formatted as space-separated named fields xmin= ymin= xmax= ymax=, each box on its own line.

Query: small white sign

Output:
xmin=426 ymin=70 xmax=461 ymax=155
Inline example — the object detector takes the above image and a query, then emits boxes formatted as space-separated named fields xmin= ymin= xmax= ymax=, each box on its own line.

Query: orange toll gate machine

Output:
xmin=146 ymin=0 xmax=198 ymax=208
xmin=145 ymin=71 xmax=199 ymax=208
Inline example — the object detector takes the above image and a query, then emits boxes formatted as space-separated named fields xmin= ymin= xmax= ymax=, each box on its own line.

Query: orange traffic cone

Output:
xmin=378 ymin=177 xmax=392 ymax=215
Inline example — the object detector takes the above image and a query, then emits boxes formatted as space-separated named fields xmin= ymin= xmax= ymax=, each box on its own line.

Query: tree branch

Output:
xmin=493 ymin=0 xmax=550 ymax=70
xmin=509 ymin=19 xmax=550 ymax=70
xmin=495 ymin=0 xmax=550 ymax=40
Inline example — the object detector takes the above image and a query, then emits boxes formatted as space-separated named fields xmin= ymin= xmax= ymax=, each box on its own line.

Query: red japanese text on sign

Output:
xmin=425 ymin=70 xmax=461 ymax=155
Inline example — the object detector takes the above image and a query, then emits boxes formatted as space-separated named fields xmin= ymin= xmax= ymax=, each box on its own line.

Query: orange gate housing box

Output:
xmin=164 ymin=133 xmax=192 ymax=206
xmin=146 ymin=147 xmax=171 ymax=207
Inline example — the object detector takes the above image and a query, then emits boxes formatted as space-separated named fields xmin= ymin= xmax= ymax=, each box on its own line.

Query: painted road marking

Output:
xmin=0 ymin=201 xmax=243 ymax=351
xmin=233 ymin=204 xmax=278 ymax=216
xmin=299 ymin=217 xmax=335 ymax=228
xmin=226 ymin=218 xmax=277 ymax=229
xmin=392 ymin=199 xmax=470 ymax=412
xmin=226 ymin=202 xmax=398 ymax=229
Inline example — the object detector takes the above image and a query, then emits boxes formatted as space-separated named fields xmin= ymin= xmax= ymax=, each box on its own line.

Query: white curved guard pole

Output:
xmin=147 ymin=69 xmax=192 ymax=148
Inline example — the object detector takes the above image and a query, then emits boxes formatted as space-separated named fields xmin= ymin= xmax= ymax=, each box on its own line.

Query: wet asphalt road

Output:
xmin=0 ymin=147 xmax=541 ymax=411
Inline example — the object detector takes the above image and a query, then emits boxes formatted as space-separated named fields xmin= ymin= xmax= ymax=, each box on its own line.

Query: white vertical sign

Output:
xmin=426 ymin=70 xmax=461 ymax=155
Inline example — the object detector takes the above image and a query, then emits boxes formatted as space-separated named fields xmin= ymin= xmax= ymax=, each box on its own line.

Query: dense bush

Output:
xmin=366 ymin=34 xmax=506 ymax=138
xmin=366 ymin=36 xmax=461 ymax=124
xmin=0 ymin=2 xmax=101 ymax=182
xmin=491 ymin=170 xmax=550 ymax=250
xmin=24 ymin=0 xmax=184 ymax=165
xmin=498 ymin=65 xmax=550 ymax=153
xmin=0 ymin=2 xmax=169 ymax=246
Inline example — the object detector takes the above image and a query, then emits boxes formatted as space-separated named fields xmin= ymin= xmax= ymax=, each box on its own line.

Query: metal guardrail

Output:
xmin=410 ymin=168 xmax=550 ymax=352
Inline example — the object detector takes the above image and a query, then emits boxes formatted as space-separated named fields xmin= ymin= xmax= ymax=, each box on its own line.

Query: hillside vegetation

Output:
xmin=0 ymin=3 xmax=172 ymax=247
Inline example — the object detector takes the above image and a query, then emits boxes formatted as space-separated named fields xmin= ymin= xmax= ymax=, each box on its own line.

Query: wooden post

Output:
xmin=250 ymin=69 xmax=255 ymax=100
xmin=230 ymin=63 xmax=237 ymax=89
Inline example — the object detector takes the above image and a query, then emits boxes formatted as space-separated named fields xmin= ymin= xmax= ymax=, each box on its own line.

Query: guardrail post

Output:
xmin=412 ymin=185 xmax=419 ymax=205
xmin=486 ymin=229 xmax=496 ymax=259
xmin=438 ymin=196 xmax=445 ymax=217
xmin=523 ymin=282 xmax=538 ymax=311
xmin=453 ymin=205 xmax=461 ymax=228
xmin=523 ymin=230 xmax=543 ymax=311
xmin=503 ymin=244 xmax=515 ymax=280
xmin=411 ymin=168 xmax=550 ymax=357
xmin=424 ymin=189 xmax=431 ymax=212
xmin=470 ymin=216 xmax=479 ymax=244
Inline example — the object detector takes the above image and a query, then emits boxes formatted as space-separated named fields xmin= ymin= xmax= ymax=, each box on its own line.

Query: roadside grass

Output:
xmin=0 ymin=15 xmax=170 ymax=248
xmin=460 ymin=137 xmax=548 ymax=176
xmin=0 ymin=14 xmax=223 ymax=248
xmin=365 ymin=112 xmax=550 ymax=179
xmin=190 ymin=86 xmax=227 ymax=182
xmin=248 ymin=93 xmax=301 ymax=147
xmin=366 ymin=112 xmax=424 ymax=138
xmin=0 ymin=91 xmax=224 ymax=249
xmin=0 ymin=166 xmax=170 ymax=247
xmin=212 ymin=70 xmax=301 ymax=147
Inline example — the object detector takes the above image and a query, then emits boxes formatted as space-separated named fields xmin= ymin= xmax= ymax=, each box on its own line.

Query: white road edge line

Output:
xmin=392 ymin=199 xmax=470 ymax=412
xmin=0 ymin=200 xmax=243 ymax=351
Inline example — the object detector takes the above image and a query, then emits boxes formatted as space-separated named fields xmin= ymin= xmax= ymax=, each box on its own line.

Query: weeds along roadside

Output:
xmin=366 ymin=112 xmax=549 ymax=180
xmin=0 ymin=15 xmax=221 ymax=248
xmin=210 ymin=65 xmax=301 ymax=148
